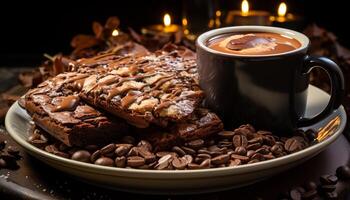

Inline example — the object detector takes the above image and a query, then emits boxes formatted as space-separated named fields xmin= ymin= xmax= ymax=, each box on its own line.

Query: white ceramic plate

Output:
xmin=5 ymin=85 xmax=347 ymax=194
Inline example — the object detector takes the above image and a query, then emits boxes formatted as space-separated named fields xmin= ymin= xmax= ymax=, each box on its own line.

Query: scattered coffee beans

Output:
xmin=29 ymin=124 xmax=313 ymax=170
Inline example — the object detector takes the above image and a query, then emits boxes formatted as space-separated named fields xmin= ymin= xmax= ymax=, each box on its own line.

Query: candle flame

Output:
xmin=278 ymin=2 xmax=287 ymax=17
xmin=163 ymin=13 xmax=171 ymax=27
xmin=112 ymin=29 xmax=119 ymax=36
xmin=241 ymin=0 xmax=249 ymax=16
xmin=182 ymin=18 xmax=188 ymax=26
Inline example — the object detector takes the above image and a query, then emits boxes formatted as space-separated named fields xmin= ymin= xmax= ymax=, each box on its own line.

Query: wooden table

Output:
xmin=1 ymin=126 xmax=350 ymax=200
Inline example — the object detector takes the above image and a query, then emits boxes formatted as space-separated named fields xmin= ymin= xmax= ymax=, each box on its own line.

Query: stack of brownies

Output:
xmin=24 ymin=43 xmax=224 ymax=151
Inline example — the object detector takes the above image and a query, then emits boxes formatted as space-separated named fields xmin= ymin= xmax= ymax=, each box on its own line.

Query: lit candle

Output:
xmin=142 ymin=13 xmax=181 ymax=35
xmin=225 ymin=0 xmax=271 ymax=26
xmin=270 ymin=2 xmax=304 ymax=30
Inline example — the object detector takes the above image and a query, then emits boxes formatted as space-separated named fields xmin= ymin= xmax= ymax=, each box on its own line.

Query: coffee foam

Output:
xmin=208 ymin=32 xmax=301 ymax=56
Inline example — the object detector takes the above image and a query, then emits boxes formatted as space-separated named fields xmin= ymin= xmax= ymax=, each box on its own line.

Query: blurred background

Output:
xmin=0 ymin=0 xmax=348 ymax=66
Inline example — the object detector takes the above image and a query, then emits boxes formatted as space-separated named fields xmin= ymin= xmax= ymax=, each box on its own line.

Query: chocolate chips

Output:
xmin=33 ymin=124 xmax=313 ymax=170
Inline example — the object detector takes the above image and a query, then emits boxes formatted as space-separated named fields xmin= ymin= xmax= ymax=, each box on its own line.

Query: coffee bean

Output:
xmin=320 ymin=185 xmax=336 ymax=192
xmin=295 ymin=186 xmax=306 ymax=194
xmin=95 ymin=157 xmax=114 ymax=166
xmin=208 ymin=145 xmax=220 ymax=152
xmin=232 ymin=135 xmax=248 ymax=148
xmin=71 ymin=150 xmax=91 ymax=163
xmin=218 ymin=140 xmax=232 ymax=148
xmin=195 ymin=154 xmax=211 ymax=163
xmin=137 ymin=140 xmax=152 ymax=151
xmin=304 ymin=181 xmax=318 ymax=191
xmin=238 ymin=124 xmax=256 ymax=134
xmin=187 ymin=139 xmax=204 ymax=149
xmin=7 ymin=145 xmax=20 ymax=155
xmin=127 ymin=156 xmax=145 ymax=168
xmin=289 ymin=189 xmax=302 ymax=200
xmin=197 ymin=149 xmax=211 ymax=155
xmin=0 ymin=158 xmax=6 ymax=168
xmin=181 ymin=146 xmax=196 ymax=155
xmin=301 ymin=190 xmax=317 ymax=199
xmin=305 ymin=129 xmax=318 ymax=142
xmin=251 ymin=153 xmax=265 ymax=161
xmin=91 ymin=150 xmax=101 ymax=162
xmin=336 ymin=165 xmax=350 ymax=180
xmin=247 ymin=150 xmax=256 ymax=157
xmin=235 ymin=146 xmax=247 ymax=156
xmin=248 ymin=136 xmax=263 ymax=145
xmin=172 ymin=157 xmax=187 ymax=169
xmin=183 ymin=155 xmax=193 ymax=164
xmin=137 ymin=148 xmax=156 ymax=164
xmin=155 ymin=154 xmax=173 ymax=170
xmin=218 ymin=131 xmax=235 ymax=139
xmin=115 ymin=156 xmax=126 ymax=168
xmin=28 ymin=139 xmax=47 ymax=148
xmin=171 ymin=146 xmax=186 ymax=157
xmin=325 ymin=191 xmax=338 ymax=199
xmin=285 ymin=136 xmax=307 ymax=153
xmin=100 ymin=143 xmax=116 ymax=155
xmin=121 ymin=135 xmax=135 ymax=144
xmin=228 ymin=159 xmax=241 ymax=167
xmin=211 ymin=154 xmax=229 ymax=165
xmin=271 ymin=144 xmax=284 ymax=155
xmin=262 ymin=154 xmax=275 ymax=160
xmin=127 ymin=147 xmax=139 ymax=157
xmin=263 ymin=135 xmax=276 ymax=146
xmin=206 ymin=139 xmax=216 ymax=146
xmin=1 ymin=154 xmax=18 ymax=169
xmin=188 ymin=163 xmax=201 ymax=169
xmin=256 ymin=147 xmax=270 ymax=155
xmin=231 ymin=154 xmax=250 ymax=163
xmin=246 ymin=143 xmax=261 ymax=150
xmin=320 ymin=174 xmax=338 ymax=185
xmin=199 ymin=159 xmax=211 ymax=169
xmin=115 ymin=145 xmax=130 ymax=157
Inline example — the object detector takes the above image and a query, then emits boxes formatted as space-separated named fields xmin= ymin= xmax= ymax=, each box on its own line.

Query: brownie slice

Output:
xmin=77 ymin=44 xmax=204 ymax=128
xmin=138 ymin=108 xmax=224 ymax=150
xmin=25 ymin=72 xmax=129 ymax=147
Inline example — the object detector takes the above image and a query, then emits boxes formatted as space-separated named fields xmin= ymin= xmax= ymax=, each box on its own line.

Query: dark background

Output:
xmin=0 ymin=0 xmax=347 ymax=67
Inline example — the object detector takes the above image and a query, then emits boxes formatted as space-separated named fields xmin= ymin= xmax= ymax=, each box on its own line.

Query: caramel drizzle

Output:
xmin=52 ymin=95 xmax=80 ymax=112
xmin=80 ymin=50 xmax=201 ymax=116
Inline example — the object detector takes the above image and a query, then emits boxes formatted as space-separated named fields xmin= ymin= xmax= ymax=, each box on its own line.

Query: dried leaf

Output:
xmin=105 ymin=16 xmax=120 ymax=30
xmin=71 ymin=34 xmax=100 ymax=49
xmin=92 ymin=21 xmax=104 ymax=39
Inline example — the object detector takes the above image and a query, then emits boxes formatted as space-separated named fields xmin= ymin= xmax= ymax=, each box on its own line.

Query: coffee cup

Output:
xmin=196 ymin=26 xmax=345 ymax=134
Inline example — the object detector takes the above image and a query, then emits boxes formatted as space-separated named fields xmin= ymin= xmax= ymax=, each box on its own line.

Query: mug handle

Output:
xmin=297 ymin=55 xmax=345 ymax=127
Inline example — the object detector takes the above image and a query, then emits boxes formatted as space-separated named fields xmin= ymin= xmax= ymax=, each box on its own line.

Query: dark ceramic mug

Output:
xmin=196 ymin=26 xmax=345 ymax=134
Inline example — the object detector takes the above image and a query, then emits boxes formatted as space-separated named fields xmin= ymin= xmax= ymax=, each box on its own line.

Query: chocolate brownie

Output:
xmin=138 ymin=108 xmax=224 ymax=150
xmin=76 ymin=44 xmax=204 ymax=128
xmin=25 ymin=72 xmax=129 ymax=147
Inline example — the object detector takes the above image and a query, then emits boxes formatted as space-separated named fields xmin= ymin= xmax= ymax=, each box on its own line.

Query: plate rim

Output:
xmin=4 ymin=85 xmax=347 ymax=178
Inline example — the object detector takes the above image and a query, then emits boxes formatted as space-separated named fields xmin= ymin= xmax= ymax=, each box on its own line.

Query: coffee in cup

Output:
xmin=196 ymin=26 xmax=344 ymax=134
